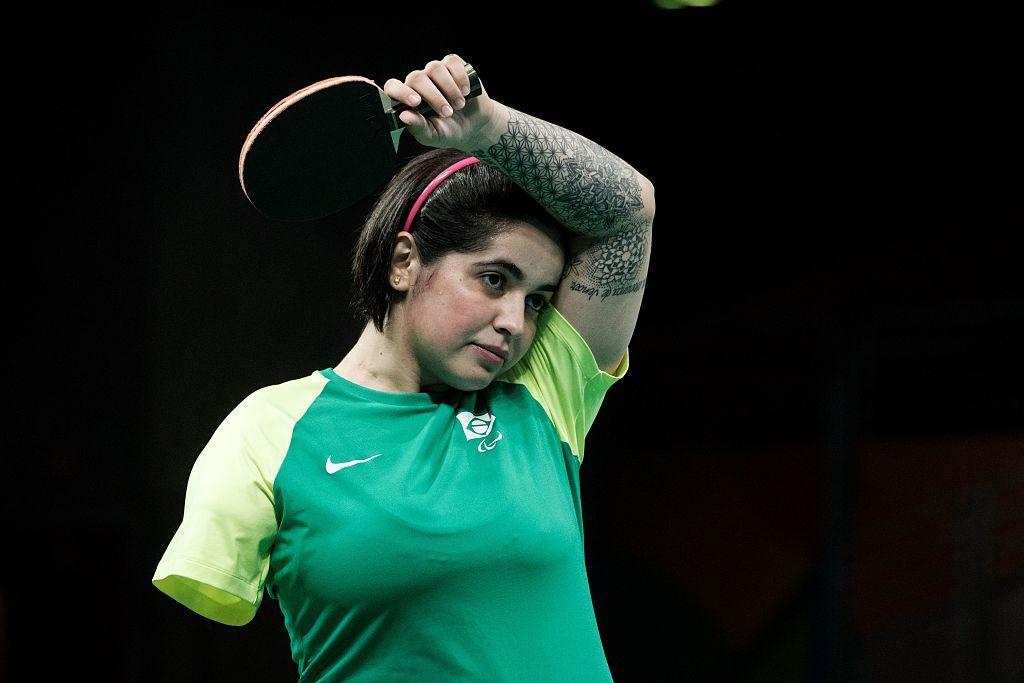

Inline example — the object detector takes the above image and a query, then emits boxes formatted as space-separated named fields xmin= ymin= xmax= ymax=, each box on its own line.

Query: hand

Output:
xmin=383 ymin=54 xmax=497 ymax=152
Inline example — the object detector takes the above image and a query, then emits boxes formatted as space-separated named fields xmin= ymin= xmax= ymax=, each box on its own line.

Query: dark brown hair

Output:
xmin=349 ymin=147 xmax=568 ymax=333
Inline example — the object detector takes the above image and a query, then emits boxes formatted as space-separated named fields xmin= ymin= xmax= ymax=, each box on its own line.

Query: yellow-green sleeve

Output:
xmin=497 ymin=303 xmax=629 ymax=465
xmin=151 ymin=396 xmax=279 ymax=626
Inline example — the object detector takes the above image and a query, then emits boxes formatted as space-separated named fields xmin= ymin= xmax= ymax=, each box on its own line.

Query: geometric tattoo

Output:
xmin=469 ymin=106 xmax=650 ymax=238
xmin=469 ymin=105 xmax=652 ymax=301
xmin=563 ymin=223 xmax=649 ymax=301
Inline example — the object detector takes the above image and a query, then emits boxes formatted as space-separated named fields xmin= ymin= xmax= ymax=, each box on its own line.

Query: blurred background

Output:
xmin=6 ymin=2 xmax=1022 ymax=681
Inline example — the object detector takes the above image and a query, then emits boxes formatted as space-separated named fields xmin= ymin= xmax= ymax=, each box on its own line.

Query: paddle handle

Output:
xmin=390 ymin=64 xmax=482 ymax=118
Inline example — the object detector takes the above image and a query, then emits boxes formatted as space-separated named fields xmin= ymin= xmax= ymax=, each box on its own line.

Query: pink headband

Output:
xmin=402 ymin=156 xmax=481 ymax=233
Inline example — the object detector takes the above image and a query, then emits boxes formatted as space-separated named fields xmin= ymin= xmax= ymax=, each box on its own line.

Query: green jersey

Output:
xmin=153 ymin=303 xmax=629 ymax=681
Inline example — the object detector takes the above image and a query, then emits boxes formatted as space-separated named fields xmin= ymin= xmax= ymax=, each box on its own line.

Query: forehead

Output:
xmin=458 ymin=221 xmax=564 ymax=277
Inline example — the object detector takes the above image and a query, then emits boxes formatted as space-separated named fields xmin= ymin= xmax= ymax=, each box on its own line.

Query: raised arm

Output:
xmin=465 ymin=101 xmax=654 ymax=374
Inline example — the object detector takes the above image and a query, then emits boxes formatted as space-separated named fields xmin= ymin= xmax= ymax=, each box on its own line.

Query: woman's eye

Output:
xmin=483 ymin=273 xmax=546 ymax=312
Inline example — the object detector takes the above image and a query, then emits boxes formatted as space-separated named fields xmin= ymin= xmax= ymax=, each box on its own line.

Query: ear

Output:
xmin=390 ymin=231 xmax=418 ymax=285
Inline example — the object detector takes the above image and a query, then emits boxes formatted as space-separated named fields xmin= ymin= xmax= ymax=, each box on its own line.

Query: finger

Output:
xmin=405 ymin=69 xmax=453 ymax=118
xmin=442 ymin=54 xmax=472 ymax=97
xmin=420 ymin=61 xmax=463 ymax=115
xmin=431 ymin=58 xmax=467 ymax=109
xmin=383 ymin=78 xmax=423 ymax=108
xmin=398 ymin=109 xmax=423 ymax=127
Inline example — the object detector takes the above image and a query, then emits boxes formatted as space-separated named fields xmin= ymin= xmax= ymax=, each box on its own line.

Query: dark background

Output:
xmin=6 ymin=3 xmax=1022 ymax=681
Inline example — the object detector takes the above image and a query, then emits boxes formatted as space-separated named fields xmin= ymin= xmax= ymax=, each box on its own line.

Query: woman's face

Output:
xmin=400 ymin=221 xmax=565 ymax=392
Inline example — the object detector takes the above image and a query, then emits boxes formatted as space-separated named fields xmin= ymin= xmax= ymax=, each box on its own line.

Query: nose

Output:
xmin=492 ymin=296 xmax=526 ymax=338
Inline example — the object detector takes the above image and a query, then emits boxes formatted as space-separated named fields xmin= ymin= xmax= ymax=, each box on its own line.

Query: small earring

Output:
xmin=394 ymin=275 xmax=401 ymax=285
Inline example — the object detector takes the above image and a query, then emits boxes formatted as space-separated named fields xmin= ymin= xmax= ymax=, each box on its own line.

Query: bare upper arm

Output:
xmin=550 ymin=179 xmax=654 ymax=374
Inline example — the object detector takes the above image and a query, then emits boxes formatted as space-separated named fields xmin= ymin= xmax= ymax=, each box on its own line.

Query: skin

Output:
xmin=335 ymin=220 xmax=565 ymax=395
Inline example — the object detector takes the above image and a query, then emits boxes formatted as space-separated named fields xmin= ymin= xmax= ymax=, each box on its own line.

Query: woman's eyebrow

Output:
xmin=472 ymin=259 xmax=558 ymax=292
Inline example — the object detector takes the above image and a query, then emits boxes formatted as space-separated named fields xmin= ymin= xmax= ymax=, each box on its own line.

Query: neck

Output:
xmin=335 ymin=313 xmax=429 ymax=394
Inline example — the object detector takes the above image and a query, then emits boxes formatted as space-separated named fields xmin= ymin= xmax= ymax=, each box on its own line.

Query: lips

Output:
xmin=474 ymin=343 xmax=508 ymax=360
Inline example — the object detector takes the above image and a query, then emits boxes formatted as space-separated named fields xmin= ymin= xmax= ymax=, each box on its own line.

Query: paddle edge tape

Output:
xmin=238 ymin=75 xmax=380 ymax=208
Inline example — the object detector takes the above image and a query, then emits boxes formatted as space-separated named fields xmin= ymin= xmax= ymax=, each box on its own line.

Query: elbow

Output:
xmin=639 ymin=176 xmax=656 ymax=219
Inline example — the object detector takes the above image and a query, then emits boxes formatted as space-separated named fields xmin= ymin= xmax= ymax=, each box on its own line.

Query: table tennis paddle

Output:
xmin=239 ymin=65 xmax=482 ymax=221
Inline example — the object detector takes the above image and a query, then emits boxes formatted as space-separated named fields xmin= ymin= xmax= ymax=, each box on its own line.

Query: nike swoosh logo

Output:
xmin=326 ymin=453 xmax=382 ymax=474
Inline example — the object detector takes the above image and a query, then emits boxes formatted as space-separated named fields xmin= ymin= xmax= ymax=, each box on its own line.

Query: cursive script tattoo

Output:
xmin=562 ymin=224 xmax=650 ymax=301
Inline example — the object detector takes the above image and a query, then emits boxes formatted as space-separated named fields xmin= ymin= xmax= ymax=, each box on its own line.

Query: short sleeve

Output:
xmin=496 ymin=302 xmax=629 ymax=465
xmin=152 ymin=396 xmax=279 ymax=626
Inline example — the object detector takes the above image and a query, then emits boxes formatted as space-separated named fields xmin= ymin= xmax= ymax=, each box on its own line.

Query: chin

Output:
xmin=451 ymin=375 xmax=493 ymax=392
xmin=448 ymin=366 xmax=496 ymax=392
xmin=432 ymin=352 xmax=503 ymax=392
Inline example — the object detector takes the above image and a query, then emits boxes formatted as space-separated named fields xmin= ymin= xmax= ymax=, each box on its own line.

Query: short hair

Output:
xmin=349 ymin=147 xmax=568 ymax=333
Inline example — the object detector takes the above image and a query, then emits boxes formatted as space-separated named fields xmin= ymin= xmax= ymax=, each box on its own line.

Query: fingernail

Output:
xmin=441 ymin=105 xmax=453 ymax=117
xmin=461 ymin=84 xmax=470 ymax=96
xmin=409 ymin=93 xmax=420 ymax=104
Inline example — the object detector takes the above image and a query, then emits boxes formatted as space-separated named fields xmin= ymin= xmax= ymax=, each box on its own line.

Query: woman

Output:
xmin=153 ymin=54 xmax=654 ymax=681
